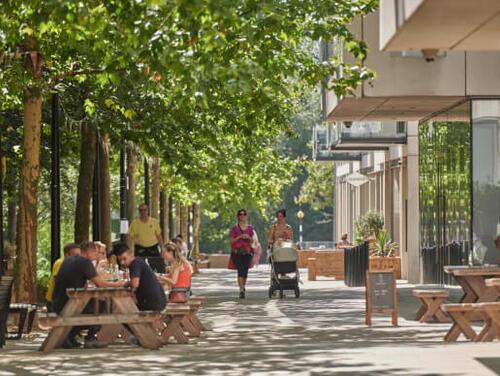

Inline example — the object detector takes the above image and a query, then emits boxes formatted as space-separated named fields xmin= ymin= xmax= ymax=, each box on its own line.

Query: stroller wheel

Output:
xmin=268 ymin=287 xmax=274 ymax=299
xmin=279 ymin=289 xmax=284 ymax=299
xmin=294 ymin=286 xmax=300 ymax=298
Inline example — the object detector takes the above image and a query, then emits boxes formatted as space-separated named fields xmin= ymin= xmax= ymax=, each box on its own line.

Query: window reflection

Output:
xmin=472 ymin=100 xmax=500 ymax=265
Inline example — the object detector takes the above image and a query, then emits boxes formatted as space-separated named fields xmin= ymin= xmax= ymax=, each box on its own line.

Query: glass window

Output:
xmin=419 ymin=101 xmax=471 ymax=249
xmin=472 ymin=100 xmax=500 ymax=265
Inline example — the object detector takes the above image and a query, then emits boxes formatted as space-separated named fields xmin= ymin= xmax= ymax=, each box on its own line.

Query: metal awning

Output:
xmin=382 ymin=0 xmax=500 ymax=51
xmin=326 ymin=96 xmax=466 ymax=122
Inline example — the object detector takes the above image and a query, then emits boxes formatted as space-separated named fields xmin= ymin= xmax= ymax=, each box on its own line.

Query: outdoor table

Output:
xmin=443 ymin=266 xmax=500 ymax=341
xmin=444 ymin=266 xmax=500 ymax=304
xmin=39 ymin=287 xmax=162 ymax=353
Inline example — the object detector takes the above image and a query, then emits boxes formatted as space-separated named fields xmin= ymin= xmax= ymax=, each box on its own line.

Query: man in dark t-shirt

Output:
xmin=53 ymin=241 xmax=126 ymax=348
xmin=114 ymin=242 xmax=166 ymax=311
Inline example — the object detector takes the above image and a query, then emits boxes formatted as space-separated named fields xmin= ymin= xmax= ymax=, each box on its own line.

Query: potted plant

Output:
xmin=373 ymin=229 xmax=399 ymax=257
xmin=370 ymin=229 xmax=402 ymax=278
xmin=353 ymin=211 xmax=384 ymax=250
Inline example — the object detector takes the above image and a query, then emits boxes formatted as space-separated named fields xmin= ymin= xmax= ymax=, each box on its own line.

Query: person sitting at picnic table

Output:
xmin=114 ymin=242 xmax=166 ymax=311
xmin=46 ymin=243 xmax=81 ymax=313
xmin=174 ymin=235 xmax=190 ymax=257
xmin=94 ymin=241 xmax=110 ymax=274
xmin=159 ymin=242 xmax=192 ymax=303
xmin=337 ymin=233 xmax=352 ymax=248
xmin=127 ymin=203 xmax=164 ymax=265
xmin=52 ymin=241 xmax=126 ymax=349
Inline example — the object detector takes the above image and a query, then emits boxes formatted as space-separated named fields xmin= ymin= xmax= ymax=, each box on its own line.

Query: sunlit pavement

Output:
xmin=1 ymin=267 xmax=500 ymax=375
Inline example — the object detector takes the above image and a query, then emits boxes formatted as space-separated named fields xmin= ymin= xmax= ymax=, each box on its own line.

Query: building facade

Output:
xmin=320 ymin=6 xmax=500 ymax=283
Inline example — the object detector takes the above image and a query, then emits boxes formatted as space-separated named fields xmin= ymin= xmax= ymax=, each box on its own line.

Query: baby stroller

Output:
xmin=268 ymin=241 xmax=300 ymax=298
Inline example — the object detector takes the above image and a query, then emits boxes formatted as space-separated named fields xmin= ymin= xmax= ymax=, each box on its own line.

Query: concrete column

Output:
xmin=406 ymin=121 xmax=421 ymax=284
xmin=383 ymin=151 xmax=392 ymax=233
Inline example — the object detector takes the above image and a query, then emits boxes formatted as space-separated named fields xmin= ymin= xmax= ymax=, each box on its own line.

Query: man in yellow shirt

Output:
xmin=127 ymin=204 xmax=164 ymax=271
xmin=46 ymin=243 xmax=81 ymax=312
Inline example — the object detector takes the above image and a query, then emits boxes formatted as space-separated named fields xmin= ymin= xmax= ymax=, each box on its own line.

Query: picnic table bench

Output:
xmin=39 ymin=287 xmax=162 ymax=353
xmin=413 ymin=289 xmax=449 ymax=323
xmin=440 ymin=268 xmax=500 ymax=342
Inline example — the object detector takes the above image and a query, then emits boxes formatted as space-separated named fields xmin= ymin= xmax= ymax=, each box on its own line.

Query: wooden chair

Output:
xmin=0 ymin=277 xmax=14 ymax=348
xmin=413 ymin=289 xmax=449 ymax=323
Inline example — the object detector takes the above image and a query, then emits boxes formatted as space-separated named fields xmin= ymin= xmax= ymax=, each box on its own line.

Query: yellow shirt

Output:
xmin=46 ymin=257 xmax=64 ymax=302
xmin=128 ymin=217 xmax=161 ymax=247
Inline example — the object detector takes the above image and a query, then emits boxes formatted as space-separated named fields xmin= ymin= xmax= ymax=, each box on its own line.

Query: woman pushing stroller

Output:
xmin=268 ymin=209 xmax=293 ymax=249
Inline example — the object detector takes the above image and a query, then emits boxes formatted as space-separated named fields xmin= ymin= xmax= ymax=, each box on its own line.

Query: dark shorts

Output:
xmin=231 ymin=253 xmax=252 ymax=278
xmin=134 ymin=244 xmax=160 ymax=257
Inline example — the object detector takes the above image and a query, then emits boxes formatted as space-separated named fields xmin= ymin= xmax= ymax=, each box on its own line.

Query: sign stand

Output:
xmin=365 ymin=269 xmax=398 ymax=327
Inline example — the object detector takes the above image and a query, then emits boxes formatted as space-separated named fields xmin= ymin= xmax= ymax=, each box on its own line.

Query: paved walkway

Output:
xmin=1 ymin=268 xmax=500 ymax=375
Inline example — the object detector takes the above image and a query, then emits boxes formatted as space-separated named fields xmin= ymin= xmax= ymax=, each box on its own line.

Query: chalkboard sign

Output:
xmin=365 ymin=270 xmax=398 ymax=326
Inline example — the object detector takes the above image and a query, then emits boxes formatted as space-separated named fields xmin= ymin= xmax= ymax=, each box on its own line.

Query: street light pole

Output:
xmin=297 ymin=210 xmax=304 ymax=248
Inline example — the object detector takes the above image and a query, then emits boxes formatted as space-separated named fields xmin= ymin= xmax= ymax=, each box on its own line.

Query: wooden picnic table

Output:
xmin=443 ymin=266 xmax=500 ymax=341
xmin=39 ymin=287 xmax=162 ymax=353
xmin=444 ymin=265 xmax=500 ymax=304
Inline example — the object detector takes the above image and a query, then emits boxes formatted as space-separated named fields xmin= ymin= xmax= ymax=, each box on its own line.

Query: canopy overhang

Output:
xmin=326 ymin=96 xmax=466 ymax=122
xmin=382 ymin=0 xmax=500 ymax=51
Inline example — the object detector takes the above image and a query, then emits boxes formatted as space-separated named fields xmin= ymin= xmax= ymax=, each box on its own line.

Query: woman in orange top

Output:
xmin=160 ymin=242 xmax=192 ymax=294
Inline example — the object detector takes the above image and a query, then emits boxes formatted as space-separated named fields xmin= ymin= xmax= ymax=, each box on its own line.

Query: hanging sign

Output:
xmin=345 ymin=171 xmax=368 ymax=187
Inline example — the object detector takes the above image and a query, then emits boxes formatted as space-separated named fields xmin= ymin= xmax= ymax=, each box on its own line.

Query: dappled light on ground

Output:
xmin=0 ymin=268 xmax=498 ymax=375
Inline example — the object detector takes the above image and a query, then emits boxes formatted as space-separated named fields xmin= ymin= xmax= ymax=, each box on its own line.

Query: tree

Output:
xmin=297 ymin=162 xmax=335 ymax=221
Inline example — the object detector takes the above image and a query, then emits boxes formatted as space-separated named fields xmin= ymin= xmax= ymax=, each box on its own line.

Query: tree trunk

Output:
xmin=126 ymin=144 xmax=137 ymax=222
xmin=99 ymin=133 xmax=112 ymax=252
xmin=74 ymin=122 xmax=96 ymax=243
xmin=7 ymin=194 xmax=17 ymax=245
xmin=151 ymin=158 xmax=160 ymax=219
xmin=181 ymin=204 xmax=189 ymax=242
xmin=192 ymin=202 xmax=201 ymax=259
xmin=16 ymin=88 xmax=42 ymax=303
xmin=174 ymin=201 xmax=181 ymax=237
xmin=161 ymin=188 xmax=169 ymax=241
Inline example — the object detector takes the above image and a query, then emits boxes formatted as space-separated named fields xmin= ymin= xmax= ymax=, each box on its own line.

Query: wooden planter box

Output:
xmin=369 ymin=256 xmax=401 ymax=279
xmin=297 ymin=250 xmax=317 ymax=268
xmin=308 ymin=250 xmax=344 ymax=281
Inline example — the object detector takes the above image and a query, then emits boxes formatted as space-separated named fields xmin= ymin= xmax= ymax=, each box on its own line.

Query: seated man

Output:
xmin=114 ymin=242 xmax=166 ymax=312
xmin=52 ymin=240 xmax=126 ymax=349
xmin=46 ymin=243 xmax=81 ymax=313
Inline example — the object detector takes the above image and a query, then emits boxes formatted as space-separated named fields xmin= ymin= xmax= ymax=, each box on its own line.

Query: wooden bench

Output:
xmin=441 ymin=302 xmax=500 ymax=342
xmin=7 ymin=303 xmax=37 ymax=339
xmin=413 ymin=290 xmax=449 ymax=323
xmin=158 ymin=303 xmax=191 ymax=344
xmin=0 ymin=276 xmax=14 ymax=348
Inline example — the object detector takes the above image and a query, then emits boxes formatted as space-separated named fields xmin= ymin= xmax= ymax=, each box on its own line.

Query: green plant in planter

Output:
xmin=354 ymin=211 xmax=384 ymax=244
xmin=374 ymin=229 xmax=399 ymax=257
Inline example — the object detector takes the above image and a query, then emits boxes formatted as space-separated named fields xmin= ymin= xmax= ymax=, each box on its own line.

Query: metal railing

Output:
xmin=344 ymin=242 xmax=369 ymax=287
xmin=421 ymin=241 xmax=470 ymax=285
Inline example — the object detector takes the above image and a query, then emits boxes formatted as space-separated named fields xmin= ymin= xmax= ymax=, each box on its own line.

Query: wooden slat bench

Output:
xmin=442 ymin=302 xmax=500 ymax=342
xmin=189 ymin=296 xmax=208 ymax=332
xmin=158 ymin=303 xmax=191 ymax=344
xmin=413 ymin=290 xmax=449 ymax=323
xmin=7 ymin=303 xmax=37 ymax=339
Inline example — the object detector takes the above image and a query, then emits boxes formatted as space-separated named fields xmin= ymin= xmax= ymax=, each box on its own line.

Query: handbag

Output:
xmin=169 ymin=290 xmax=188 ymax=303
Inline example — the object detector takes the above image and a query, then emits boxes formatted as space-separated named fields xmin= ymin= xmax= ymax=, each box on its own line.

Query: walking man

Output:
xmin=127 ymin=203 xmax=164 ymax=271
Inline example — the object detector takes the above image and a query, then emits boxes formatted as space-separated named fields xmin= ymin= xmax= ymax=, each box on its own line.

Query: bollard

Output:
xmin=308 ymin=258 xmax=317 ymax=281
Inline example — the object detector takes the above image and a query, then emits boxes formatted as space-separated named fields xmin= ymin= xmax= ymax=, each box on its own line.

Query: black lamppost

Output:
xmin=119 ymin=142 xmax=127 ymax=242
xmin=50 ymin=93 xmax=61 ymax=266
xmin=144 ymin=158 xmax=150 ymax=207
xmin=297 ymin=210 xmax=304 ymax=248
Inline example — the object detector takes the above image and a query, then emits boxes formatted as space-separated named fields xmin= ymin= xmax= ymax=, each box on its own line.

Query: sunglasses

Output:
xmin=238 ymin=212 xmax=247 ymax=216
